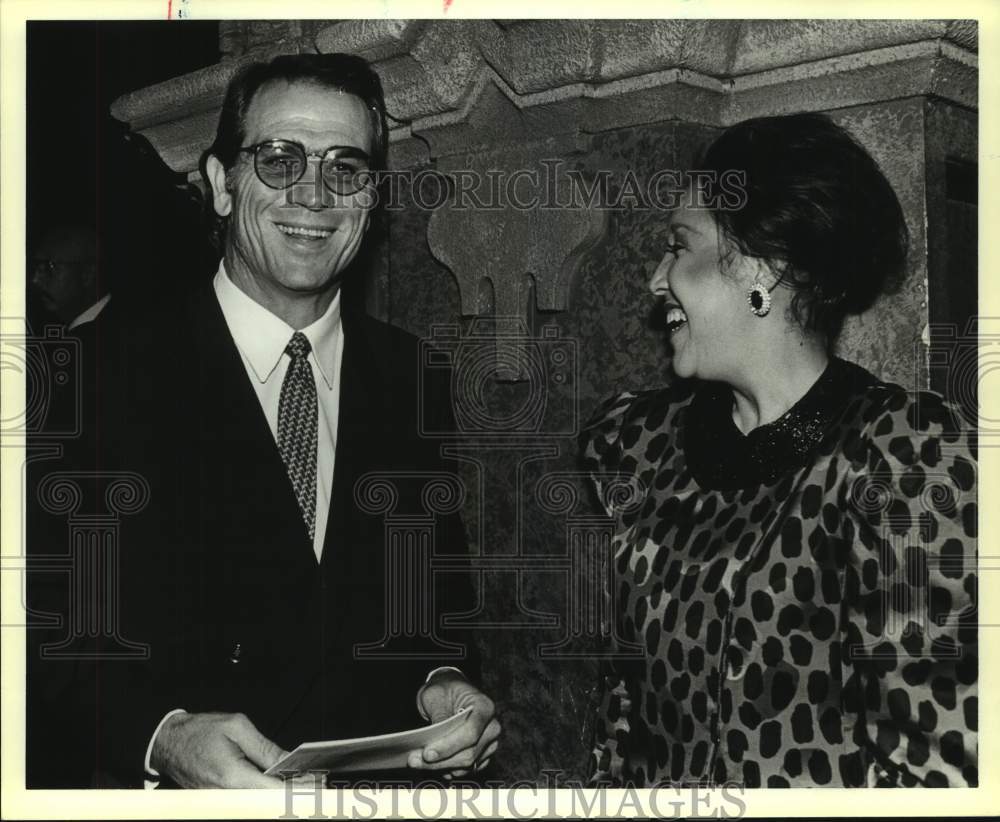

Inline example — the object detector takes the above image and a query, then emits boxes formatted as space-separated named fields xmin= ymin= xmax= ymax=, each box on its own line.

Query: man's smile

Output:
xmin=274 ymin=222 xmax=335 ymax=240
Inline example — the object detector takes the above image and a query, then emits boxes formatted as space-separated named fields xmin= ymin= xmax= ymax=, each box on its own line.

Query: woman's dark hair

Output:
xmin=199 ymin=52 xmax=389 ymax=251
xmin=699 ymin=112 xmax=909 ymax=342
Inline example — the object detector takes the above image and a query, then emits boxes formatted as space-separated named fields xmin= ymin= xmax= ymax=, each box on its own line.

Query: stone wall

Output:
xmin=112 ymin=19 xmax=978 ymax=784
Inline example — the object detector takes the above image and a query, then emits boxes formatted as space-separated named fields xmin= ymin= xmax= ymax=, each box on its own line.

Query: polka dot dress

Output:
xmin=580 ymin=358 xmax=977 ymax=787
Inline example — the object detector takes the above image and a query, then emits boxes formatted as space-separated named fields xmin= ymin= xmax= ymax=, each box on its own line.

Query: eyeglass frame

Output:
xmin=235 ymin=139 xmax=375 ymax=197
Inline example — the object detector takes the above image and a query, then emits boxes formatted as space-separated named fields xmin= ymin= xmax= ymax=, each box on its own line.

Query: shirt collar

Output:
xmin=213 ymin=261 xmax=342 ymax=389
xmin=68 ymin=293 xmax=111 ymax=330
xmin=685 ymin=357 xmax=876 ymax=490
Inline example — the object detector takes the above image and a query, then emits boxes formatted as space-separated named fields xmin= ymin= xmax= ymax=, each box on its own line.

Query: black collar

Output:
xmin=683 ymin=357 xmax=877 ymax=490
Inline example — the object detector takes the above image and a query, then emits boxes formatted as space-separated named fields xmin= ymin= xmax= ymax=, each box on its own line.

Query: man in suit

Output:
xmin=28 ymin=222 xmax=121 ymax=460
xmin=27 ymin=52 xmax=499 ymax=789
xmin=30 ymin=223 xmax=110 ymax=332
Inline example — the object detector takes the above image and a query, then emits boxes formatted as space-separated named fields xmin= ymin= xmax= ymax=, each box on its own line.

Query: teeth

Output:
xmin=666 ymin=307 xmax=688 ymax=326
xmin=277 ymin=224 xmax=332 ymax=239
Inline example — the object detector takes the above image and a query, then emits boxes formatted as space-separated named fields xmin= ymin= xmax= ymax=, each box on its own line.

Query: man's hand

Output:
xmin=408 ymin=671 xmax=501 ymax=777
xmin=150 ymin=711 xmax=288 ymax=788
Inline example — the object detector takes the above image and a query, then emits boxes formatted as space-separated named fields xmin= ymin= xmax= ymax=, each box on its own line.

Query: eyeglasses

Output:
xmin=237 ymin=139 xmax=374 ymax=196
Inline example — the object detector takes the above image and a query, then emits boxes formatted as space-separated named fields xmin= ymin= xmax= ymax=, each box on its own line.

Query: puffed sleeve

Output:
xmin=841 ymin=387 xmax=977 ymax=787
xmin=579 ymin=391 xmax=637 ymax=514
xmin=578 ymin=391 xmax=639 ymax=784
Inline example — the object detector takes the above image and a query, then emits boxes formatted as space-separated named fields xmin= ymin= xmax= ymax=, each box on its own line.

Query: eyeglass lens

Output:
xmin=254 ymin=141 xmax=371 ymax=195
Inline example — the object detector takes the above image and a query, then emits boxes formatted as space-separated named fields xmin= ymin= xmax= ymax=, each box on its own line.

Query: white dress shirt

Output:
xmin=68 ymin=293 xmax=111 ymax=330
xmin=214 ymin=262 xmax=344 ymax=562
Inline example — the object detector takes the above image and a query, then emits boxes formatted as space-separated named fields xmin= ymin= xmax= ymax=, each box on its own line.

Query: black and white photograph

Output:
xmin=1 ymin=6 xmax=993 ymax=819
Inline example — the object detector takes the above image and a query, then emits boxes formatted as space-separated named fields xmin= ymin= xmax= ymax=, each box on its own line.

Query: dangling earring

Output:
xmin=747 ymin=281 xmax=771 ymax=317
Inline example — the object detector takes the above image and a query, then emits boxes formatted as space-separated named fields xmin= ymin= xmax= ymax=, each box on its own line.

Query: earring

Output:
xmin=747 ymin=281 xmax=771 ymax=317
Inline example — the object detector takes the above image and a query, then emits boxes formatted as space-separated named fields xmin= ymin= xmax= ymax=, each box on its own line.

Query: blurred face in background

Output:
xmin=31 ymin=225 xmax=99 ymax=324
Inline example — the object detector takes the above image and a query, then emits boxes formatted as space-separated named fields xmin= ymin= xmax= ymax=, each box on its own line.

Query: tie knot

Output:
xmin=286 ymin=331 xmax=311 ymax=360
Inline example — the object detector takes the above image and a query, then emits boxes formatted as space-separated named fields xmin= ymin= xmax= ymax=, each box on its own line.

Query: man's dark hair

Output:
xmin=699 ymin=112 xmax=909 ymax=343
xmin=199 ymin=52 xmax=388 ymax=249
xmin=206 ymin=52 xmax=387 ymax=170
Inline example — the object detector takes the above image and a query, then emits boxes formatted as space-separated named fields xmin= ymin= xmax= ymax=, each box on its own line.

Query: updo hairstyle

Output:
xmin=699 ymin=112 xmax=909 ymax=342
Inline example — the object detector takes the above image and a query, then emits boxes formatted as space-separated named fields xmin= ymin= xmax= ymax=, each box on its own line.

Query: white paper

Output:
xmin=264 ymin=707 xmax=474 ymax=776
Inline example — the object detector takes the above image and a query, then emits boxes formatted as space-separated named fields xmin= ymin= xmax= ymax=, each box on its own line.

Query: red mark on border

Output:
xmin=167 ymin=0 xmax=173 ymax=18
xmin=444 ymin=0 xmax=454 ymax=11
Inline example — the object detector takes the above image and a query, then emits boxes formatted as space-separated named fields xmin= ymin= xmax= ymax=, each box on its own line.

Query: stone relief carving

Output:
xmin=108 ymin=20 xmax=977 ymax=378
xmin=112 ymin=19 xmax=977 ymax=176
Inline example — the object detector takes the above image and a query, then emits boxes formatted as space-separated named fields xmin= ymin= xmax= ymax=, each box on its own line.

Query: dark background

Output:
xmin=26 ymin=21 xmax=220 ymax=326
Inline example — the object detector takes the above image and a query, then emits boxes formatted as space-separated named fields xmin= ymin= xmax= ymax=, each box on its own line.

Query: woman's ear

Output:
xmin=205 ymin=154 xmax=233 ymax=218
xmin=747 ymin=257 xmax=785 ymax=291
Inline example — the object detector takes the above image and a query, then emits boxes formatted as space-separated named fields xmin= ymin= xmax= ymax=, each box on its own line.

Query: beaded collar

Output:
xmin=683 ymin=357 xmax=877 ymax=490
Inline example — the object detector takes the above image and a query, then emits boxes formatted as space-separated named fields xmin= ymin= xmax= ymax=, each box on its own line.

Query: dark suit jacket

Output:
xmin=27 ymin=283 xmax=477 ymax=787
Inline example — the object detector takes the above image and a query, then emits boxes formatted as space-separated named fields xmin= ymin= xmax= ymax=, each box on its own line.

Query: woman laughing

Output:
xmin=580 ymin=113 xmax=977 ymax=788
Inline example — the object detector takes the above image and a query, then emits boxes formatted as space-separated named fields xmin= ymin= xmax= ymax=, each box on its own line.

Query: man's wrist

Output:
xmin=143 ymin=708 xmax=187 ymax=788
xmin=416 ymin=667 xmax=466 ymax=721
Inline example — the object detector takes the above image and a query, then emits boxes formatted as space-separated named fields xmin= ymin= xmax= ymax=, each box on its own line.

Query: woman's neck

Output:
xmin=728 ymin=338 xmax=830 ymax=434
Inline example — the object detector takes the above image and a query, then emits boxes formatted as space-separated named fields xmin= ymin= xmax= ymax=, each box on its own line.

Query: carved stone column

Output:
xmin=426 ymin=146 xmax=608 ymax=380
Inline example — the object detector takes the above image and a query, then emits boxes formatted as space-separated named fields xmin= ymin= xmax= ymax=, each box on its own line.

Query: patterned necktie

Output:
xmin=277 ymin=331 xmax=318 ymax=540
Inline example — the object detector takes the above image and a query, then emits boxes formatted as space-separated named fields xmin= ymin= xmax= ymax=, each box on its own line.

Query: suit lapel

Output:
xmin=321 ymin=309 xmax=381 ymax=569
xmin=186 ymin=287 xmax=320 ymax=579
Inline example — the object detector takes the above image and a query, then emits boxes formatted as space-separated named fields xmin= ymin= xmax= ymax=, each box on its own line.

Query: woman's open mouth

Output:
xmin=665 ymin=305 xmax=688 ymax=335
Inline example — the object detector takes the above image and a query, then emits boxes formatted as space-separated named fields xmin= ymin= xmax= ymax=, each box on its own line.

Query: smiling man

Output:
xmin=32 ymin=53 xmax=499 ymax=789
xmin=203 ymin=78 xmax=373 ymax=329
xmin=152 ymin=53 xmax=498 ymax=789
